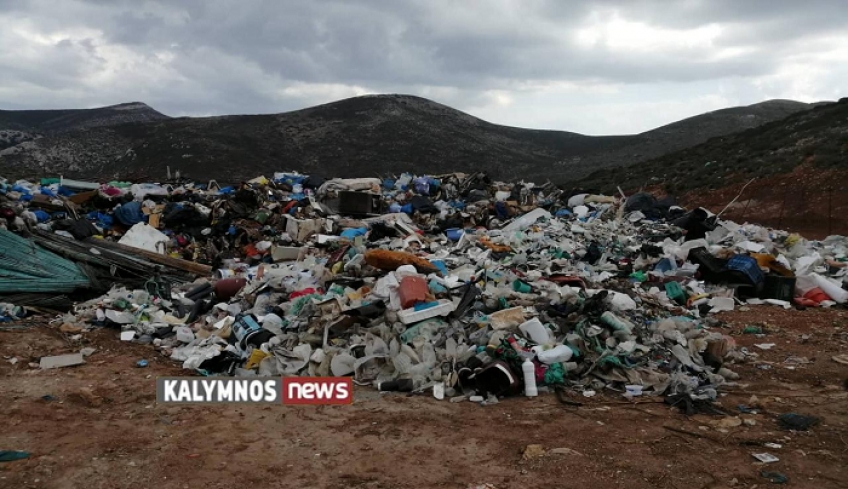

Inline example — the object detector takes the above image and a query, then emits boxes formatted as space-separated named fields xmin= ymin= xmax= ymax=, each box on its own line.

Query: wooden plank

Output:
xmin=94 ymin=240 xmax=211 ymax=276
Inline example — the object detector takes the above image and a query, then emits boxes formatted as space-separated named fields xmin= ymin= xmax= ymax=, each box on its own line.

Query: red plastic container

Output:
xmin=214 ymin=278 xmax=247 ymax=301
xmin=398 ymin=276 xmax=428 ymax=309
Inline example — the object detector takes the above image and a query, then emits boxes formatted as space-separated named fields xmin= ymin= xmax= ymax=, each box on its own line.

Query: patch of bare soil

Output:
xmin=1 ymin=306 xmax=846 ymax=489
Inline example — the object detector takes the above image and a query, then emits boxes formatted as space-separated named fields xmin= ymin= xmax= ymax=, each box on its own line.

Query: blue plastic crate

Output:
xmin=724 ymin=255 xmax=765 ymax=285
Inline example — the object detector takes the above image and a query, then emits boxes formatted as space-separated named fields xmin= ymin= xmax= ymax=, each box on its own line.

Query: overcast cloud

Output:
xmin=1 ymin=0 xmax=846 ymax=134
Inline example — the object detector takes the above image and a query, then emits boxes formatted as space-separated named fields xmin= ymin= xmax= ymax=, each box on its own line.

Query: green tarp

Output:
xmin=0 ymin=230 xmax=92 ymax=293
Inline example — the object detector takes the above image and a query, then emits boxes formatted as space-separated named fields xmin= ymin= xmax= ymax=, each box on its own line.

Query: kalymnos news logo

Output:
xmin=156 ymin=377 xmax=353 ymax=404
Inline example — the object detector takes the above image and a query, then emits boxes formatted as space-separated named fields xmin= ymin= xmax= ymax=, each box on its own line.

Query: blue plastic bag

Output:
xmin=340 ymin=227 xmax=368 ymax=239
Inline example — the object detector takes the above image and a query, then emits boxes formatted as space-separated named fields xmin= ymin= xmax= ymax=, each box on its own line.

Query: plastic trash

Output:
xmin=532 ymin=345 xmax=573 ymax=364
xmin=489 ymin=307 xmax=525 ymax=331
xmin=708 ymin=297 xmax=735 ymax=312
xmin=760 ymin=471 xmax=788 ymax=484
xmin=502 ymin=208 xmax=551 ymax=232
xmin=518 ymin=318 xmax=553 ymax=345
xmin=0 ymin=450 xmax=30 ymax=462
xmin=398 ymin=299 xmax=456 ymax=324
xmin=175 ymin=326 xmax=195 ymax=343
xmin=522 ymin=358 xmax=538 ymax=397
xmin=609 ymin=292 xmax=637 ymax=311
xmin=809 ymin=273 xmax=848 ymax=303
xmin=398 ymin=275 xmax=428 ymax=309
xmin=118 ymin=223 xmax=169 ymax=253
xmin=599 ymin=311 xmax=633 ymax=335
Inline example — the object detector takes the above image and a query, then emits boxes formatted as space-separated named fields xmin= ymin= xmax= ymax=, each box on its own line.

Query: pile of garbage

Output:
xmin=3 ymin=171 xmax=848 ymax=402
xmin=0 ymin=303 xmax=27 ymax=323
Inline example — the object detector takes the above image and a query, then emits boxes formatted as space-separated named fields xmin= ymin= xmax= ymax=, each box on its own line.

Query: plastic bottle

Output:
xmin=522 ymin=358 xmax=538 ymax=397
xmin=599 ymin=311 xmax=633 ymax=335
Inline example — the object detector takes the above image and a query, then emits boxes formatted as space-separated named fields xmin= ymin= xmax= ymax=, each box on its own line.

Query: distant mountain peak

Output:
xmin=106 ymin=102 xmax=161 ymax=112
xmin=0 ymin=102 xmax=169 ymax=135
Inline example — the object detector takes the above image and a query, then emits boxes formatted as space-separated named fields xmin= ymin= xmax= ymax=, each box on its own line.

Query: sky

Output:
xmin=1 ymin=0 xmax=846 ymax=135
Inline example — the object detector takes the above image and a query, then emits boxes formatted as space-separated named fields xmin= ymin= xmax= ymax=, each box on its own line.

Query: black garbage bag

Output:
xmin=234 ymin=187 xmax=259 ymax=206
xmin=584 ymin=242 xmax=603 ymax=265
xmin=303 ymin=175 xmax=326 ymax=190
xmin=581 ymin=289 xmax=609 ymax=316
xmin=451 ymin=283 xmax=481 ymax=319
xmin=410 ymin=195 xmax=438 ymax=214
xmin=437 ymin=216 xmax=464 ymax=232
xmin=54 ymin=219 xmax=101 ymax=240
xmin=625 ymin=192 xmax=672 ymax=220
xmin=368 ymin=222 xmax=399 ymax=241
xmin=672 ymin=208 xmax=716 ymax=241
xmin=625 ymin=193 xmax=657 ymax=213
xmin=198 ymin=351 xmax=242 ymax=374
xmin=162 ymin=205 xmax=208 ymax=230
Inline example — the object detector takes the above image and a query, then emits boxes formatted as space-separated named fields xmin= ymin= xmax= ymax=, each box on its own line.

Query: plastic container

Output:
xmin=214 ymin=278 xmax=247 ymax=301
xmin=761 ymin=275 xmax=796 ymax=301
xmin=512 ymin=279 xmax=532 ymax=293
xmin=522 ymin=358 xmax=538 ymax=397
xmin=338 ymin=191 xmax=378 ymax=215
xmin=664 ymin=281 xmax=687 ymax=304
xmin=445 ymin=228 xmax=464 ymax=242
xmin=725 ymin=254 xmax=765 ymax=285
xmin=398 ymin=299 xmax=456 ymax=325
xmin=519 ymin=318 xmax=552 ymax=345
xmin=687 ymin=247 xmax=728 ymax=281
xmin=398 ymin=276 xmax=428 ymax=309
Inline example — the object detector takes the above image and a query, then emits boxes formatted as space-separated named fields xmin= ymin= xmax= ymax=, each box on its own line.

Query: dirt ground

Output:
xmin=1 ymin=306 xmax=847 ymax=489
xmin=680 ymin=163 xmax=848 ymax=240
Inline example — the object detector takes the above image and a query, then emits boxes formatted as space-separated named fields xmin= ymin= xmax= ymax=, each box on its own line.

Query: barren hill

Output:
xmin=0 ymin=95 xmax=814 ymax=183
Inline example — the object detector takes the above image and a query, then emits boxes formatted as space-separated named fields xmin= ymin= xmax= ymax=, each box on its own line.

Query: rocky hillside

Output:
xmin=0 ymin=102 xmax=168 ymax=134
xmin=0 ymin=102 xmax=169 ymax=155
xmin=0 ymin=95 xmax=815 ymax=183
xmin=576 ymin=98 xmax=847 ymax=195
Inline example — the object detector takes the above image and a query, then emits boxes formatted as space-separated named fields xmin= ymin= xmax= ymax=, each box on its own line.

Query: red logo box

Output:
xmin=281 ymin=377 xmax=353 ymax=405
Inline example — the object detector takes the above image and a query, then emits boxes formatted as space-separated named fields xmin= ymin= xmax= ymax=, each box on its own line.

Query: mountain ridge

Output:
xmin=576 ymin=97 xmax=848 ymax=195
xmin=0 ymin=94 xmax=820 ymax=183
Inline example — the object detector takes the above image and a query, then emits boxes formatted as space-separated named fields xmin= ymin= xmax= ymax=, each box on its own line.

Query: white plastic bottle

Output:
xmin=522 ymin=358 xmax=538 ymax=397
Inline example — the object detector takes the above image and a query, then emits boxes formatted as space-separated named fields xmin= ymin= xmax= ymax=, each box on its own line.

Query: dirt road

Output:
xmin=2 ymin=306 xmax=846 ymax=489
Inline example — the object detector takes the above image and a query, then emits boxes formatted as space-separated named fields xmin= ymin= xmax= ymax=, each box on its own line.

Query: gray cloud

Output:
xmin=0 ymin=0 xmax=846 ymax=133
